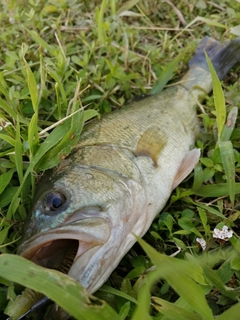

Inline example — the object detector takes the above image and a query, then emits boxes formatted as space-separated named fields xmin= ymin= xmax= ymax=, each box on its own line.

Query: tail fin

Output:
xmin=188 ymin=36 xmax=240 ymax=80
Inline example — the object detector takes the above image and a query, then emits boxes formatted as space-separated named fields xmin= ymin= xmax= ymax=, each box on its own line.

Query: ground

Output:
xmin=0 ymin=0 xmax=240 ymax=319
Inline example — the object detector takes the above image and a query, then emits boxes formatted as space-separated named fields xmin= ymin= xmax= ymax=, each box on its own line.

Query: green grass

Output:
xmin=1 ymin=0 xmax=240 ymax=319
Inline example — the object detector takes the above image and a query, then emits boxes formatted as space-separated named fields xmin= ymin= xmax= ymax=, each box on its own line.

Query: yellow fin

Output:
xmin=135 ymin=126 xmax=167 ymax=167
xmin=172 ymin=148 xmax=200 ymax=190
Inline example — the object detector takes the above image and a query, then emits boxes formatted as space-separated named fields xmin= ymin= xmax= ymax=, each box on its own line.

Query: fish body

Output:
xmin=18 ymin=37 xmax=240 ymax=296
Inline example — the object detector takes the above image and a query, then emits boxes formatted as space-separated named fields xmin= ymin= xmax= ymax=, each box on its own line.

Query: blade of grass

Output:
xmin=0 ymin=187 xmax=18 ymax=208
xmin=187 ymin=199 xmax=225 ymax=219
xmin=202 ymin=265 xmax=238 ymax=300
xmin=0 ymin=98 xmax=18 ymax=120
xmin=205 ymin=52 xmax=226 ymax=141
xmin=116 ymin=0 xmax=140 ymax=15
xmin=35 ymin=109 xmax=84 ymax=171
xmin=28 ymin=113 xmax=38 ymax=156
xmin=15 ymin=116 xmax=23 ymax=185
xmin=110 ymin=0 xmax=116 ymax=15
xmin=0 ymin=133 xmax=15 ymax=147
xmin=23 ymin=51 xmax=40 ymax=199
xmin=46 ymin=67 xmax=67 ymax=111
xmin=152 ymin=297 xmax=202 ymax=320
xmin=35 ymin=82 xmax=86 ymax=171
xmin=0 ymin=169 xmax=15 ymax=194
xmin=38 ymin=46 xmax=46 ymax=104
xmin=197 ymin=207 xmax=208 ymax=231
xmin=221 ymin=107 xmax=238 ymax=141
xmin=119 ymin=301 xmax=130 ymax=320
xmin=24 ymin=28 xmax=57 ymax=56
xmin=55 ymin=82 xmax=61 ymax=119
xmin=216 ymin=302 xmax=240 ymax=320
xmin=28 ymin=118 xmax=76 ymax=166
xmin=0 ymin=254 xmax=121 ymax=320
xmin=99 ymin=285 xmax=137 ymax=304
xmin=22 ymin=46 xmax=39 ymax=113
xmin=159 ymin=296 xmax=207 ymax=320
xmin=96 ymin=0 xmax=108 ymax=44
xmin=150 ymin=51 xmax=186 ymax=95
xmin=6 ymin=110 xmax=84 ymax=218
xmin=230 ymin=236 xmax=240 ymax=252
xmin=0 ymin=221 xmax=11 ymax=246
xmin=131 ymin=283 xmax=152 ymax=320
xmin=172 ymin=16 xmax=227 ymax=42
xmin=192 ymin=163 xmax=204 ymax=190
xmin=84 ymin=109 xmax=99 ymax=122
xmin=192 ymin=182 xmax=240 ymax=197
xmin=137 ymin=237 xmax=214 ymax=320
xmin=219 ymin=140 xmax=235 ymax=205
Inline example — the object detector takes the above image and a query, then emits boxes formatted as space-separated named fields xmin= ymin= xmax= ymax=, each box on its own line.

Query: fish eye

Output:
xmin=44 ymin=192 xmax=67 ymax=212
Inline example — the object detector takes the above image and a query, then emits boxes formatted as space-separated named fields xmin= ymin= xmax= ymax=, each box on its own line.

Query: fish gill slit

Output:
xmin=57 ymin=241 xmax=79 ymax=274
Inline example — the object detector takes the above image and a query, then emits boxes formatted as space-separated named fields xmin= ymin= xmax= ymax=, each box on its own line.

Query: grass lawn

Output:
xmin=0 ymin=0 xmax=240 ymax=319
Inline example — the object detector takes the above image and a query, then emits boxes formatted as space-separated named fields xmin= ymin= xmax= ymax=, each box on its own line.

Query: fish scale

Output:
xmin=16 ymin=36 xmax=240 ymax=320
xmin=78 ymin=87 xmax=197 ymax=152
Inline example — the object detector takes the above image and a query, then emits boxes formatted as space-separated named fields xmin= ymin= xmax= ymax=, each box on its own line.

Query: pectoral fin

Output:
xmin=172 ymin=148 xmax=200 ymax=190
xmin=135 ymin=126 xmax=167 ymax=167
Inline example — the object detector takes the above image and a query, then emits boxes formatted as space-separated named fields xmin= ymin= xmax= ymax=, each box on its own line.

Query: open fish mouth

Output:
xmin=28 ymin=239 xmax=79 ymax=273
xmin=17 ymin=217 xmax=111 ymax=276
xmin=11 ymin=217 xmax=111 ymax=320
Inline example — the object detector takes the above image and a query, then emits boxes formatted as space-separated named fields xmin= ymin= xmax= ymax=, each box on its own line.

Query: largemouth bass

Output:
xmin=17 ymin=37 xmax=240 ymax=317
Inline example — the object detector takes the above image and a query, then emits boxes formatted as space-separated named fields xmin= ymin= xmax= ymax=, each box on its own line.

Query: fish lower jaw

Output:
xmin=67 ymin=244 xmax=103 ymax=289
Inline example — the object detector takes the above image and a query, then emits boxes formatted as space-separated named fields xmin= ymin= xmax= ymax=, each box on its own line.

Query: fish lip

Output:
xmin=18 ymin=217 xmax=111 ymax=268
xmin=18 ymin=229 xmax=104 ymax=259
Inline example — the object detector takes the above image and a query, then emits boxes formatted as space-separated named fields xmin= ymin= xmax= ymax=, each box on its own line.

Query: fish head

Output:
xmin=18 ymin=161 xmax=146 ymax=292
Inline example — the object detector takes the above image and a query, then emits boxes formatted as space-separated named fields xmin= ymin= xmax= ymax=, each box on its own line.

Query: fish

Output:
xmin=17 ymin=36 xmax=240 ymax=318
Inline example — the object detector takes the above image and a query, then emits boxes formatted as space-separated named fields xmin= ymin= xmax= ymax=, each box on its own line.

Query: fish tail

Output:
xmin=188 ymin=36 xmax=240 ymax=80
